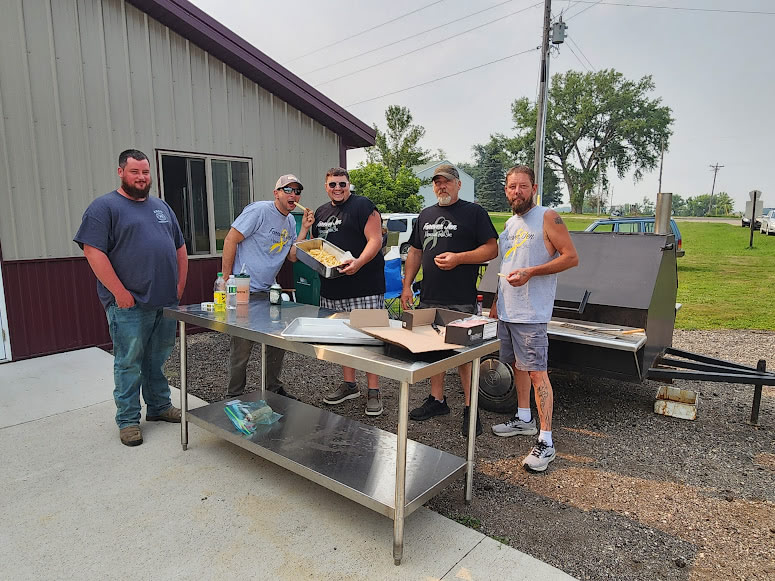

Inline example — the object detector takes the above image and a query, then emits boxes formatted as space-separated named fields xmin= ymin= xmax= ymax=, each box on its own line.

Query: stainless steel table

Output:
xmin=164 ymin=299 xmax=499 ymax=565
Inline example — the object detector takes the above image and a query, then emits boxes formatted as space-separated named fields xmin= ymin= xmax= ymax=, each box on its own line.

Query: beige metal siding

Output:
xmin=0 ymin=0 xmax=340 ymax=261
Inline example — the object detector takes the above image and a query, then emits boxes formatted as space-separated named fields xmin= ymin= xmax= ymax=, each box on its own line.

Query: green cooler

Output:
xmin=292 ymin=211 xmax=320 ymax=305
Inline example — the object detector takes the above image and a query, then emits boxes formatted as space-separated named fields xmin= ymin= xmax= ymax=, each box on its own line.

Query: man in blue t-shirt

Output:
xmin=400 ymin=164 xmax=498 ymax=437
xmin=221 ymin=174 xmax=314 ymax=399
xmin=74 ymin=149 xmax=189 ymax=447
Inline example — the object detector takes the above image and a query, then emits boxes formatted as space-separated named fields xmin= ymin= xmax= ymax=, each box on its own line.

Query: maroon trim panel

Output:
xmin=3 ymin=256 xmax=224 ymax=361
xmin=127 ymin=0 xmax=375 ymax=148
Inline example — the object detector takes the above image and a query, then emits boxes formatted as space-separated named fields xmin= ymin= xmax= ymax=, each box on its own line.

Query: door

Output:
xmin=0 ymin=264 xmax=9 ymax=361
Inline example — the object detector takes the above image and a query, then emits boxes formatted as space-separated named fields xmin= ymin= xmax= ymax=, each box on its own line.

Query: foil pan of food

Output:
xmin=295 ymin=238 xmax=352 ymax=279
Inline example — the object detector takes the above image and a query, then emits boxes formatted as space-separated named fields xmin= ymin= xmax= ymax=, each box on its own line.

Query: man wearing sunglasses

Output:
xmin=221 ymin=174 xmax=314 ymax=400
xmin=313 ymin=167 xmax=386 ymax=417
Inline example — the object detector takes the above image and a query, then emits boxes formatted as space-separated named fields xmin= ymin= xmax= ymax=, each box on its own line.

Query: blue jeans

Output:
xmin=106 ymin=304 xmax=177 ymax=428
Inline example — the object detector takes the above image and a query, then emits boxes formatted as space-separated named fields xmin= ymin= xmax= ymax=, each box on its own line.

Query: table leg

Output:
xmin=465 ymin=356 xmax=481 ymax=503
xmin=260 ymin=343 xmax=267 ymax=395
xmin=393 ymin=380 xmax=409 ymax=565
xmin=179 ymin=321 xmax=188 ymax=451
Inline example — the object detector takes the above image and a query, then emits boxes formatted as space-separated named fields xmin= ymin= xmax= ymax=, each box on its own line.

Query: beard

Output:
xmin=121 ymin=179 xmax=151 ymax=199
xmin=437 ymin=195 xmax=452 ymax=206
xmin=511 ymin=196 xmax=534 ymax=215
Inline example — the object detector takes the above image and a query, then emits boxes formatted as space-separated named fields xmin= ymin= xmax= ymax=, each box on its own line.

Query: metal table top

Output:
xmin=164 ymin=299 xmax=499 ymax=384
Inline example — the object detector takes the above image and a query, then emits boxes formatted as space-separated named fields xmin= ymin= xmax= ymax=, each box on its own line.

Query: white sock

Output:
xmin=517 ymin=408 xmax=532 ymax=423
xmin=539 ymin=430 xmax=553 ymax=447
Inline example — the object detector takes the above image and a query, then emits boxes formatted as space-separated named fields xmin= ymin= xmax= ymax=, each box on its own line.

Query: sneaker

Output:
xmin=462 ymin=407 xmax=483 ymax=437
xmin=323 ymin=382 xmax=360 ymax=405
xmin=522 ymin=440 xmax=556 ymax=472
xmin=119 ymin=425 xmax=143 ymax=447
xmin=492 ymin=416 xmax=538 ymax=437
xmin=273 ymin=386 xmax=298 ymax=401
xmin=146 ymin=406 xmax=181 ymax=423
xmin=365 ymin=389 xmax=383 ymax=417
xmin=409 ymin=395 xmax=450 ymax=421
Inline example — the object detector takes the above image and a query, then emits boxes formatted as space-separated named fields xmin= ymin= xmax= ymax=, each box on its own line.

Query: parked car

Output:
xmin=742 ymin=215 xmax=761 ymax=228
xmin=584 ymin=217 xmax=685 ymax=257
xmin=382 ymin=213 xmax=418 ymax=256
xmin=760 ymin=210 xmax=775 ymax=235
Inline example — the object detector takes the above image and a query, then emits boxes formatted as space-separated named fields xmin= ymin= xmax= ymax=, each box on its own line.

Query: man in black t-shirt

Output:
xmin=400 ymin=164 xmax=498 ymax=436
xmin=313 ymin=167 xmax=386 ymax=417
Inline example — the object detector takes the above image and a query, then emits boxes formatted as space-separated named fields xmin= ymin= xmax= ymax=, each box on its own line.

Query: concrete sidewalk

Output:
xmin=0 ymin=348 xmax=575 ymax=580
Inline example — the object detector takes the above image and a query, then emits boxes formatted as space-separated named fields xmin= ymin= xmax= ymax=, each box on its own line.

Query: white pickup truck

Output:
xmin=760 ymin=210 xmax=775 ymax=235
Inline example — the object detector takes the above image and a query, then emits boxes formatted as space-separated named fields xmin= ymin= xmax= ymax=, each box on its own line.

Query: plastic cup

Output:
xmin=236 ymin=276 xmax=250 ymax=304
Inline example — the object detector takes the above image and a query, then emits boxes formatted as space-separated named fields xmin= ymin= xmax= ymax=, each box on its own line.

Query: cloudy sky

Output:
xmin=190 ymin=0 xmax=774 ymax=211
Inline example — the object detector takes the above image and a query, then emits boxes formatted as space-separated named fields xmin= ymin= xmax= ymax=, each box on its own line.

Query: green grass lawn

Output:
xmin=488 ymin=213 xmax=775 ymax=330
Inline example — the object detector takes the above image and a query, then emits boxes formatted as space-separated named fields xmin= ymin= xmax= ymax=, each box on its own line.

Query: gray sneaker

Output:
xmin=522 ymin=440 xmax=556 ymax=472
xmin=365 ymin=389 xmax=383 ymax=416
xmin=323 ymin=382 xmax=360 ymax=405
xmin=491 ymin=416 xmax=538 ymax=437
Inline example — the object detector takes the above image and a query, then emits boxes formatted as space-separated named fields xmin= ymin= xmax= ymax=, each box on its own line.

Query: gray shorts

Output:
xmin=498 ymin=321 xmax=549 ymax=371
xmin=417 ymin=301 xmax=476 ymax=315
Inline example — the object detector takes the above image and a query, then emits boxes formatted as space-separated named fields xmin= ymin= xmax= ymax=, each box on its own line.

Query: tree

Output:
xmin=641 ymin=196 xmax=655 ymax=215
xmin=349 ymin=163 xmax=423 ymax=214
xmin=714 ymin=192 xmax=733 ymax=215
xmin=463 ymin=135 xmax=563 ymax=210
xmin=510 ymin=69 xmax=673 ymax=213
xmin=366 ymin=105 xmax=431 ymax=179
xmin=671 ymin=194 xmax=687 ymax=216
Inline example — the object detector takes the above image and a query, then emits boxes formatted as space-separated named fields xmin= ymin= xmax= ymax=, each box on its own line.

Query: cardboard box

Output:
xmin=402 ymin=308 xmax=497 ymax=347
xmin=348 ymin=309 xmax=464 ymax=354
xmin=347 ymin=308 xmax=497 ymax=354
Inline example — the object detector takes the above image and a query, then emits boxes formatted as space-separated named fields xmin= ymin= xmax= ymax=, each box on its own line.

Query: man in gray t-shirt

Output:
xmin=221 ymin=174 xmax=314 ymax=398
xmin=74 ymin=149 xmax=188 ymax=448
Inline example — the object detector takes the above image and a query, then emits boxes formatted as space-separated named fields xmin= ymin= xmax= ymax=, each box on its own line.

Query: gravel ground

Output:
xmin=165 ymin=329 xmax=775 ymax=581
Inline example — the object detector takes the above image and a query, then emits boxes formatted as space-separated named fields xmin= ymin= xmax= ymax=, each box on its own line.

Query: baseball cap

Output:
xmin=275 ymin=174 xmax=303 ymax=190
xmin=432 ymin=164 xmax=460 ymax=181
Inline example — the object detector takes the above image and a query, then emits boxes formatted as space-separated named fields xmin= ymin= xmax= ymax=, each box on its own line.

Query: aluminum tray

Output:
xmin=295 ymin=238 xmax=349 ymax=279
xmin=281 ymin=317 xmax=390 ymax=345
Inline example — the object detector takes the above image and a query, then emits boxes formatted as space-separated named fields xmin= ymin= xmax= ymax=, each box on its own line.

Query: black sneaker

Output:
xmin=273 ymin=386 xmax=298 ymax=401
xmin=462 ymin=406 xmax=483 ymax=437
xmin=409 ymin=395 xmax=450 ymax=421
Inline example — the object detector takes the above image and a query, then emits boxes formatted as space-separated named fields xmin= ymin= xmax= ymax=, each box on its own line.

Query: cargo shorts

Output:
xmin=498 ymin=321 xmax=549 ymax=371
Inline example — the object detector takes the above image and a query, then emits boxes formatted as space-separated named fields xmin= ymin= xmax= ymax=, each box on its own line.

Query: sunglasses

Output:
xmin=280 ymin=186 xmax=301 ymax=195
xmin=328 ymin=181 xmax=348 ymax=189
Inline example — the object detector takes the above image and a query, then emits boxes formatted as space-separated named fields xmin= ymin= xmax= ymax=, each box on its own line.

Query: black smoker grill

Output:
xmin=478 ymin=230 xmax=774 ymax=422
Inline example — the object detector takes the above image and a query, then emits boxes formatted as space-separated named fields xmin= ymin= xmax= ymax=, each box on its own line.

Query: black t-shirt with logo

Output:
xmin=313 ymin=194 xmax=385 ymax=300
xmin=409 ymin=200 xmax=497 ymax=306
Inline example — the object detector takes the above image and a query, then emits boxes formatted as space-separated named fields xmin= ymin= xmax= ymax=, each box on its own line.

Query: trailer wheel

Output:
xmin=478 ymin=355 xmax=517 ymax=414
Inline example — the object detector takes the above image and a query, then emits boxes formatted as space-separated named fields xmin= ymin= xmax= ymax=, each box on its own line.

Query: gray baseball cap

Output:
xmin=275 ymin=174 xmax=303 ymax=190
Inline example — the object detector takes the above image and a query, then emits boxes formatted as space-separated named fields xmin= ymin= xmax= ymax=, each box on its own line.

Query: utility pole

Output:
xmin=708 ymin=162 xmax=723 ymax=215
xmin=534 ymin=0 xmax=552 ymax=206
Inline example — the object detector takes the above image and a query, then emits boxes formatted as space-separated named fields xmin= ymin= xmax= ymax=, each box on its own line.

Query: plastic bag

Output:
xmin=223 ymin=399 xmax=282 ymax=436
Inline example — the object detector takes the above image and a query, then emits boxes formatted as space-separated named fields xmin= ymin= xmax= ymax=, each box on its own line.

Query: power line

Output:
xmin=567 ymin=37 xmax=596 ymax=70
xmin=565 ymin=41 xmax=591 ymax=71
xmin=347 ymin=46 xmax=540 ymax=107
xmin=316 ymin=2 xmax=542 ymax=87
xmin=567 ymin=0 xmax=604 ymax=19
xmin=304 ymin=0 xmax=520 ymax=75
xmin=566 ymin=1 xmax=775 ymax=16
xmin=286 ymin=0 xmax=447 ymax=63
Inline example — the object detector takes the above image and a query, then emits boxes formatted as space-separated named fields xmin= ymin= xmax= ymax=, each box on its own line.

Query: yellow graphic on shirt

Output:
xmin=504 ymin=228 xmax=529 ymax=259
xmin=269 ymin=229 xmax=290 ymax=254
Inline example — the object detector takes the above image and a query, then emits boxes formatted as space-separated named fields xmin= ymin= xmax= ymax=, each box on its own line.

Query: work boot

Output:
xmin=120 ymin=425 xmax=143 ymax=447
xmin=462 ymin=406 xmax=483 ymax=437
xmin=146 ymin=406 xmax=182 ymax=423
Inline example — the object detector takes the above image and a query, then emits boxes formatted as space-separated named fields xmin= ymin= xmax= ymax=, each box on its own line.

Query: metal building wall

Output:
xmin=0 ymin=0 xmax=340 ymax=263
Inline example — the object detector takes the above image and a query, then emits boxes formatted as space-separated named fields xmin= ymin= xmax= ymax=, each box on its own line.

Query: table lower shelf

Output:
xmin=187 ymin=391 xmax=467 ymax=519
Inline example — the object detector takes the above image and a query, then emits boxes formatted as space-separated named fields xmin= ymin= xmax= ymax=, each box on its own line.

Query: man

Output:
xmin=313 ymin=168 xmax=386 ymax=416
xmin=74 ymin=149 xmax=188 ymax=447
xmin=491 ymin=165 xmax=578 ymax=472
xmin=221 ymin=174 xmax=314 ymax=399
xmin=400 ymin=164 xmax=498 ymax=436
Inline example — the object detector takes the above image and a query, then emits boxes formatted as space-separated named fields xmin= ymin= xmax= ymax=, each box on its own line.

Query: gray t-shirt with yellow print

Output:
xmin=231 ymin=200 xmax=297 ymax=292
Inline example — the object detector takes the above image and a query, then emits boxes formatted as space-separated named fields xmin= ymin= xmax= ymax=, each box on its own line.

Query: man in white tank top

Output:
xmin=491 ymin=166 xmax=578 ymax=472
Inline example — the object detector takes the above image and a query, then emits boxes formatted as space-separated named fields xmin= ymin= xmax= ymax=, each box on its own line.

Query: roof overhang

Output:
xmin=127 ymin=0 xmax=375 ymax=148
